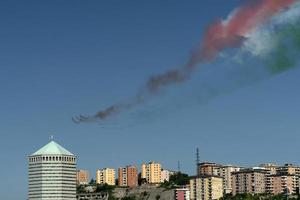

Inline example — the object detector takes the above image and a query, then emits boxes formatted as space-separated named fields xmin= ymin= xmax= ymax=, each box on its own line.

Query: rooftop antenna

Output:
xmin=50 ymin=135 xmax=54 ymax=141
xmin=196 ymin=147 xmax=200 ymax=165
xmin=196 ymin=147 xmax=200 ymax=175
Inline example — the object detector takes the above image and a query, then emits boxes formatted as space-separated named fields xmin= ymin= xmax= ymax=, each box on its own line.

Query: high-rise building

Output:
xmin=76 ymin=170 xmax=89 ymax=185
xmin=219 ymin=165 xmax=240 ymax=194
xmin=232 ymin=168 xmax=268 ymax=195
xmin=190 ymin=175 xmax=223 ymax=200
xmin=28 ymin=140 xmax=76 ymax=200
xmin=197 ymin=162 xmax=240 ymax=194
xmin=197 ymin=162 xmax=222 ymax=177
xmin=118 ymin=166 xmax=138 ymax=187
xmin=259 ymin=163 xmax=278 ymax=193
xmin=268 ymin=174 xmax=298 ymax=195
xmin=96 ymin=168 xmax=115 ymax=185
xmin=141 ymin=162 xmax=162 ymax=184
xmin=175 ymin=188 xmax=191 ymax=200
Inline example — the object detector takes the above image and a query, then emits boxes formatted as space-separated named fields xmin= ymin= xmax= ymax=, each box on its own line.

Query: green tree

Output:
xmin=89 ymin=178 xmax=96 ymax=185
xmin=169 ymin=172 xmax=189 ymax=186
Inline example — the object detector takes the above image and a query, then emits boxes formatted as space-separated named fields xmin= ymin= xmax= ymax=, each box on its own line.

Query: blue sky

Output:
xmin=1 ymin=1 xmax=300 ymax=199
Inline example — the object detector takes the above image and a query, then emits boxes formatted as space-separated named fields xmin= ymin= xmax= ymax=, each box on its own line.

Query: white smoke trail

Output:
xmin=242 ymin=1 xmax=300 ymax=57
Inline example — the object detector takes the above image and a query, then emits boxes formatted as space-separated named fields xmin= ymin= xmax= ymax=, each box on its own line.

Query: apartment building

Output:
xmin=141 ymin=162 xmax=162 ymax=184
xmin=96 ymin=168 xmax=115 ymax=185
xmin=175 ymin=188 xmax=191 ymax=200
xmin=161 ymin=169 xmax=176 ymax=182
xmin=219 ymin=165 xmax=240 ymax=194
xmin=277 ymin=164 xmax=300 ymax=176
xmin=118 ymin=166 xmax=138 ymax=187
xmin=198 ymin=162 xmax=240 ymax=194
xmin=267 ymin=174 xmax=298 ymax=195
xmin=232 ymin=168 xmax=268 ymax=195
xmin=76 ymin=170 xmax=89 ymax=185
xmin=197 ymin=162 xmax=222 ymax=176
xmin=190 ymin=175 xmax=223 ymax=200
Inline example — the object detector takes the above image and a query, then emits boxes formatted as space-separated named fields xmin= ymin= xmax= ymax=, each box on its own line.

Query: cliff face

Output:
xmin=113 ymin=186 xmax=174 ymax=200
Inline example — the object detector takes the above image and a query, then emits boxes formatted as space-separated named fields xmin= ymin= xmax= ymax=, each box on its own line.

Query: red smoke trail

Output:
xmin=74 ymin=0 xmax=296 ymax=123
xmin=188 ymin=0 xmax=296 ymax=66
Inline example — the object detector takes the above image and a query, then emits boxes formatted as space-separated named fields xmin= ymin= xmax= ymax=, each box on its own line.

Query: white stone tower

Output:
xmin=28 ymin=140 xmax=76 ymax=200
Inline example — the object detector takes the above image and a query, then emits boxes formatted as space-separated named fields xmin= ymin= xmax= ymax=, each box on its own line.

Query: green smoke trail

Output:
xmin=268 ymin=24 xmax=300 ymax=74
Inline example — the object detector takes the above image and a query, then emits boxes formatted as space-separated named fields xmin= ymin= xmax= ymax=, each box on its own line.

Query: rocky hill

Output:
xmin=112 ymin=185 xmax=174 ymax=200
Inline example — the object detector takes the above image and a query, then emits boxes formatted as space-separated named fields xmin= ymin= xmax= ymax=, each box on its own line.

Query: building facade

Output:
xmin=197 ymin=162 xmax=222 ymax=177
xmin=141 ymin=162 xmax=162 ymax=184
xmin=219 ymin=165 xmax=240 ymax=194
xmin=232 ymin=168 xmax=268 ymax=195
xmin=28 ymin=140 xmax=77 ymax=200
xmin=118 ymin=166 xmax=138 ymax=187
xmin=76 ymin=170 xmax=89 ymax=185
xmin=161 ymin=169 xmax=175 ymax=183
xmin=175 ymin=188 xmax=191 ymax=200
xmin=96 ymin=168 xmax=115 ymax=185
xmin=276 ymin=164 xmax=300 ymax=176
xmin=190 ymin=176 xmax=223 ymax=200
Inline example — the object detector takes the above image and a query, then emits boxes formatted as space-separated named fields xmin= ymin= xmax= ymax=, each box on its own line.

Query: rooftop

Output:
xmin=31 ymin=140 xmax=74 ymax=156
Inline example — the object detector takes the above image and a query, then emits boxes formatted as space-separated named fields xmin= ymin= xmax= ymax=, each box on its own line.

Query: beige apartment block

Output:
xmin=190 ymin=176 xmax=223 ymax=200
xmin=96 ymin=168 xmax=115 ymax=185
xmin=198 ymin=162 xmax=240 ymax=194
xmin=219 ymin=165 xmax=240 ymax=194
xmin=141 ymin=162 xmax=162 ymax=184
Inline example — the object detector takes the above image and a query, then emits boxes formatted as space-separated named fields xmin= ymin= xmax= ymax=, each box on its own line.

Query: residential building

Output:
xmin=118 ymin=166 xmax=138 ymax=187
xmin=197 ymin=162 xmax=222 ymax=177
xmin=277 ymin=164 xmax=300 ymax=176
xmin=161 ymin=169 xmax=176 ymax=182
xmin=77 ymin=170 xmax=89 ymax=185
xmin=268 ymin=174 xmax=298 ymax=195
xmin=175 ymin=188 xmax=190 ymax=200
xmin=232 ymin=167 xmax=268 ymax=195
xmin=96 ymin=168 xmax=115 ymax=185
xmin=219 ymin=165 xmax=240 ymax=194
xmin=259 ymin=163 xmax=278 ymax=193
xmin=28 ymin=140 xmax=76 ymax=200
xmin=190 ymin=176 xmax=223 ymax=200
xmin=259 ymin=163 xmax=278 ymax=175
xmin=190 ymin=177 xmax=201 ymax=200
xmin=141 ymin=162 xmax=162 ymax=184
xmin=141 ymin=163 xmax=147 ymax=179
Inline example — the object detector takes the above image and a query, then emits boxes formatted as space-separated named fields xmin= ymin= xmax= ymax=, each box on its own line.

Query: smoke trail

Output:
xmin=73 ymin=0 xmax=297 ymax=123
